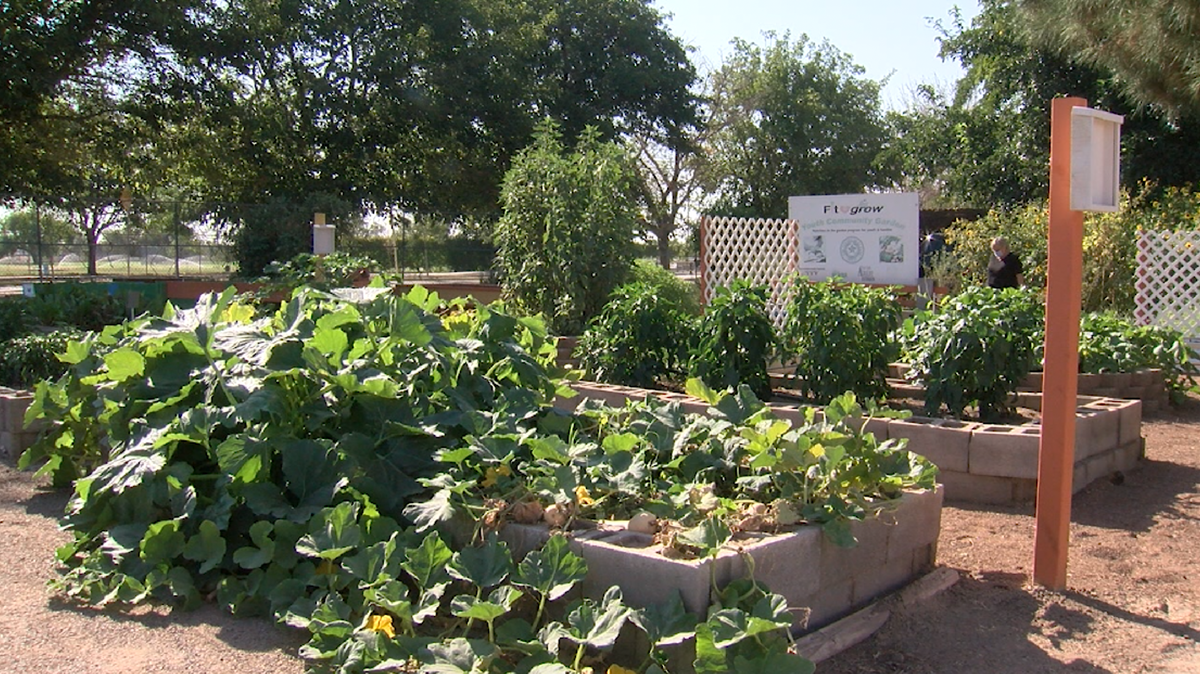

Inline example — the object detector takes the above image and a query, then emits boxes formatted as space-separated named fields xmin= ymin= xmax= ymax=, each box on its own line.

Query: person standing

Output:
xmin=987 ymin=237 xmax=1025 ymax=289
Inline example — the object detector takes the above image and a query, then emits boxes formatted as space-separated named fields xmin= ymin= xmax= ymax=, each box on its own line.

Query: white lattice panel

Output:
xmin=700 ymin=216 xmax=798 ymax=323
xmin=1135 ymin=229 xmax=1200 ymax=352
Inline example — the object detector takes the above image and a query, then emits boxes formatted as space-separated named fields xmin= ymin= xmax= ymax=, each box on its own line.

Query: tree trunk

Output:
xmin=655 ymin=222 xmax=673 ymax=269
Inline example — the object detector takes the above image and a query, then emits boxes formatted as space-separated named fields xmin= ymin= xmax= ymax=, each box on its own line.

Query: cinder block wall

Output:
xmin=0 ymin=387 xmax=41 ymax=460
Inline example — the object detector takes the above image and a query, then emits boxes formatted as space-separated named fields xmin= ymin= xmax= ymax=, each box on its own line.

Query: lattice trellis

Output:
xmin=1135 ymin=229 xmax=1200 ymax=352
xmin=699 ymin=216 xmax=797 ymax=324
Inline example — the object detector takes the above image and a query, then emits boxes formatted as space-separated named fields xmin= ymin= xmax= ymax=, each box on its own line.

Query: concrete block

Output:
xmin=882 ymin=487 xmax=944 ymax=563
xmin=2 ymin=393 xmax=33 ymax=432
xmin=738 ymin=527 xmax=823 ymax=603
xmin=1112 ymin=439 xmax=1143 ymax=471
xmin=1082 ymin=450 xmax=1116 ymax=485
xmin=853 ymin=544 xmax=921 ymax=607
xmin=803 ymin=578 xmax=855 ymax=630
xmin=968 ymin=425 xmax=1041 ymax=479
xmin=1076 ymin=374 xmax=1101 ymax=394
xmin=939 ymin=470 xmax=1033 ymax=504
xmin=0 ymin=430 xmax=37 ymax=460
xmin=1019 ymin=372 xmax=1043 ymax=391
xmin=1072 ymin=462 xmax=1088 ymax=493
xmin=888 ymin=418 xmax=972 ymax=473
xmin=577 ymin=538 xmax=719 ymax=615
xmin=819 ymin=514 xmax=891 ymax=586
xmin=1074 ymin=403 xmax=1120 ymax=459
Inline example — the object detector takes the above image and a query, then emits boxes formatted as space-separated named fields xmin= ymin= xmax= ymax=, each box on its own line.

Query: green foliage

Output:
xmin=886 ymin=0 xmax=1200 ymax=208
xmin=576 ymin=283 xmax=696 ymax=388
xmin=22 ymin=283 xmax=127 ymax=332
xmin=706 ymin=32 xmax=892 ymax=218
xmin=0 ymin=297 xmax=32 ymax=342
xmin=1078 ymin=313 xmax=1200 ymax=401
xmin=227 ymin=197 xmax=358 ymax=278
xmin=495 ymin=121 xmax=640 ymax=335
xmin=18 ymin=280 xmax=941 ymax=673
xmin=258 ymin=252 xmax=384 ymax=294
xmin=689 ymin=281 xmax=775 ymax=399
xmin=903 ymin=287 xmax=1044 ymax=420
xmin=779 ymin=278 xmax=901 ymax=404
xmin=0 ymin=329 xmax=83 ymax=388
xmin=628 ymin=259 xmax=702 ymax=317
xmin=1018 ymin=0 xmax=1200 ymax=114
xmin=942 ymin=186 xmax=1200 ymax=315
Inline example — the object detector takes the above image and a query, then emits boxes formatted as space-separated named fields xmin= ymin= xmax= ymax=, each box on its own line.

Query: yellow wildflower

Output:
xmin=575 ymin=485 xmax=595 ymax=506
xmin=481 ymin=464 xmax=512 ymax=488
xmin=365 ymin=614 xmax=395 ymax=638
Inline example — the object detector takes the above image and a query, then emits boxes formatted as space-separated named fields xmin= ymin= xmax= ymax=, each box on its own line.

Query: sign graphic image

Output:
xmin=788 ymin=193 xmax=920 ymax=285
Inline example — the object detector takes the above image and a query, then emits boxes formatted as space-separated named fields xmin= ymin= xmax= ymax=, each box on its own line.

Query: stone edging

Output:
xmin=0 ymin=387 xmax=42 ymax=460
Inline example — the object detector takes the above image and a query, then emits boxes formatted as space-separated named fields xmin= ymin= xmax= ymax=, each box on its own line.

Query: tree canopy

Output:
xmin=1017 ymin=0 xmax=1200 ymax=115
xmin=705 ymin=33 xmax=892 ymax=219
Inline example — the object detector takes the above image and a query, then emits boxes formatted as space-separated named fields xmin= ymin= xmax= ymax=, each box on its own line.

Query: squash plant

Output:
xmin=21 ymin=286 xmax=935 ymax=674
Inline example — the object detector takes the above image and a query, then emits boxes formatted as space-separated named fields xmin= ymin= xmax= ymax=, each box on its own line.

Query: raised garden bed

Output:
xmin=499 ymin=487 xmax=942 ymax=633
xmin=562 ymin=380 xmax=1142 ymax=506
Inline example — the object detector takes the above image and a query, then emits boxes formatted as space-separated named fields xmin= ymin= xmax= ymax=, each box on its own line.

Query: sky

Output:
xmin=651 ymin=0 xmax=982 ymax=110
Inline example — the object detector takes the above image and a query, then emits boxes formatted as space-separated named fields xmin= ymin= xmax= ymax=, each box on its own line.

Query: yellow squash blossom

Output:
xmin=482 ymin=464 xmax=512 ymax=488
xmin=575 ymin=485 xmax=595 ymax=506
xmin=607 ymin=666 xmax=638 ymax=674
xmin=365 ymin=614 xmax=396 ymax=638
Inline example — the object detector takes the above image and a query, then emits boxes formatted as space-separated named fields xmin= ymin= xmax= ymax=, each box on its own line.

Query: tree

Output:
xmin=1018 ymin=0 xmax=1200 ymax=114
xmin=705 ymin=33 xmax=892 ymax=219
xmin=630 ymin=130 xmax=710 ymax=269
xmin=494 ymin=121 xmax=640 ymax=335
xmin=883 ymin=0 xmax=1200 ymax=208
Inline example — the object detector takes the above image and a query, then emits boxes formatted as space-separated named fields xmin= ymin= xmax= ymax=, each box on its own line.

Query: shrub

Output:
xmin=0 ymin=329 xmax=81 ymax=388
xmin=779 ymin=278 xmax=901 ymax=404
xmin=494 ymin=121 xmax=639 ymax=335
xmin=576 ymin=282 xmax=695 ymax=388
xmin=257 ymin=251 xmax=383 ymax=293
xmin=0 ymin=297 xmax=31 ymax=342
xmin=689 ymin=280 xmax=775 ymax=398
xmin=25 ymin=283 xmax=126 ymax=331
xmin=627 ymin=259 xmax=702 ymax=316
xmin=904 ymin=286 xmax=1044 ymax=420
xmin=1079 ymin=312 xmax=1199 ymax=401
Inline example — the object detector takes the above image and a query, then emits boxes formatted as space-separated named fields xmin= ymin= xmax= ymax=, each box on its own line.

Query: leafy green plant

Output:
xmin=0 ymin=328 xmax=83 ymax=388
xmin=689 ymin=280 xmax=775 ymax=399
xmin=494 ymin=120 xmax=640 ymax=335
xmin=628 ymin=259 xmax=702 ymax=317
xmin=779 ymin=277 xmax=901 ymax=404
xmin=25 ymin=282 xmax=127 ymax=331
xmin=903 ymin=286 xmax=1044 ymax=420
xmin=1078 ymin=312 xmax=1200 ymax=401
xmin=22 ymin=283 xmax=939 ymax=674
xmin=258 ymin=251 xmax=385 ymax=294
xmin=576 ymin=282 xmax=696 ymax=388
xmin=0 ymin=297 xmax=32 ymax=342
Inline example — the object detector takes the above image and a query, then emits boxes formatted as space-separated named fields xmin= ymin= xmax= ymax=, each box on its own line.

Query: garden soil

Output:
xmin=3 ymin=393 xmax=1199 ymax=674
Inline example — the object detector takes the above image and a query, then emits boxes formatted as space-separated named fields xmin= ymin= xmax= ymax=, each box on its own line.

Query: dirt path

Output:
xmin=821 ymin=395 xmax=1200 ymax=674
xmin=3 ymin=395 xmax=1198 ymax=674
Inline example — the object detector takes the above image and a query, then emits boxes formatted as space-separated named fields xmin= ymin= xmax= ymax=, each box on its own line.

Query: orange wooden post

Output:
xmin=1034 ymin=96 xmax=1087 ymax=589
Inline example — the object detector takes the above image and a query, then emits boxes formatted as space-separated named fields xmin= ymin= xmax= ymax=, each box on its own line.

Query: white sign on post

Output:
xmin=788 ymin=193 xmax=920 ymax=285
xmin=1070 ymin=106 xmax=1124 ymax=212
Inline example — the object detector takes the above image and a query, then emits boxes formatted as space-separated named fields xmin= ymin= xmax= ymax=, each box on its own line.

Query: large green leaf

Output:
xmin=104 ymin=348 xmax=146 ymax=382
xmin=296 ymin=502 xmax=362 ymax=561
xmin=140 ymin=519 xmax=185 ymax=565
xmin=631 ymin=590 xmax=697 ymax=647
xmin=732 ymin=652 xmax=816 ymax=674
xmin=447 ymin=535 xmax=514 ymax=589
xmin=182 ymin=520 xmax=227 ymax=574
xmin=512 ymin=534 xmax=587 ymax=602
xmin=561 ymin=585 xmax=630 ymax=649
xmin=400 ymin=531 xmax=453 ymax=588
xmin=233 ymin=520 xmax=276 ymax=569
